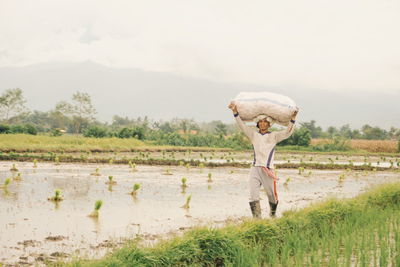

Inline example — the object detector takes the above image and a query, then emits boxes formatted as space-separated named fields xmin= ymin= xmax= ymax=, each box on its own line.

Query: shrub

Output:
xmin=84 ymin=125 xmax=108 ymax=138
xmin=24 ymin=124 xmax=38 ymax=135
xmin=0 ymin=124 xmax=11 ymax=134
xmin=279 ymin=126 xmax=311 ymax=147
xmin=9 ymin=124 xmax=26 ymax=133
xmin=51 ymin=128 xmax=63 ymax=137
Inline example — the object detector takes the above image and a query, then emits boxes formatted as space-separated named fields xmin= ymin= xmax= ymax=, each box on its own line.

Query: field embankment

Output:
xmin=69 ymin=183 xmax=400 ymax=267
xmin=0 ymin=134 xmax=231 ymax=153
xmin=311 ymin=138 xmax=398 ymax=153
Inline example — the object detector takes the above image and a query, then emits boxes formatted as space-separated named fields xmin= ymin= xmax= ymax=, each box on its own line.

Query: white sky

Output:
xmin=1 ymin=0 xmax=400 ymax=93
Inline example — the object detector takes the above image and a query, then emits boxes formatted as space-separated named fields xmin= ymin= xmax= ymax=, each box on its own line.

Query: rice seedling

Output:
xmin=181 ymin=194 xmax=192 ymax=209
xmin=207 ymin=173 xmax=213 ymax=183
xmin=339 ymin=173 xmax=345 ymax=183
xmin=80 ymin=153 xmax=87 ymax=161
xmin=130 ymin=183 xmax=141 ymax=196
xmin=14 ymin=173 xmax=22 ymax=181
xmin=1 ymin=178 xmax=11 ymax=188
xmin=106 ymin=175 xmax=117 ymax=185
xmin=54 ymin=156 xmax=60 ymax=165
xmin=163 ymin=168 xmax=173 ymax=175
xmin=91 ymin=168 xmax=101 ymax=176
xmin=33 ymin=159 xmax=38 ymax=168
xmin=88 ymin=200 xmax=103 ymax=218
xmin=298 ymin=167 xmax=304 ymax=175
xmin=181 ymin=177 xmax=187 ymax=188
xmin=284 ymin=177 xmax=291 ymax=187
xmin=309 ymin=157 xmax=313 ymax=161
xmin=199 ymin=163 xmax=205 ymax=173
xmin=179 ymin=161 xmax=184 ymax=167
xmin=48 ymin=189 xmax=63 ymax=202
xmin=129 ymin=162 xmax=138 ymax=172
xmin=10 ymin=163 xmax=18 ymax=172
xmin=185 ymin=163 xmax=191 ymax=170
xmin=109 ymin=158 xmax=114 ymax=164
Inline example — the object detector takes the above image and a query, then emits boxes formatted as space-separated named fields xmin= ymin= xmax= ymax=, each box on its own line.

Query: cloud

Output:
xmin=1 ymin=0 xmax=400 ymax=92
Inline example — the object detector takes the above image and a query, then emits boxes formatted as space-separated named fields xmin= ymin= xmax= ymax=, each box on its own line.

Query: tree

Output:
xmin=214 ymin=121 xmax=227 ymax=136
xmin=300 ymin=120 xmax=323 ymax=138
xmin=361 ymin=124 xmax=388 ymax=140
xmin=111 ymin=115 xmax=135 ymax=128
xmin=56 ymin=91 xmax=97 ymax=133
xmin=327 ymin=126 xmax=338 ymax=138
xmin=84 ymin=125 xmax=108 ymax=138
xmin=0 ymin=88 xmax=28 ymax=122
xmin=283 ymin=126 xmax=312 ymax=146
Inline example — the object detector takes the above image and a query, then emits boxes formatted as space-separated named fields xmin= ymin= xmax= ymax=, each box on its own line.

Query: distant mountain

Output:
xmin=0 ymin=61 xmax=398 ymax=129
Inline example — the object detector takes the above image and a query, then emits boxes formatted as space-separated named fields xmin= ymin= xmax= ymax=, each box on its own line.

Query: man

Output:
xmin=228 ymin=102 xmax=298 ymax=218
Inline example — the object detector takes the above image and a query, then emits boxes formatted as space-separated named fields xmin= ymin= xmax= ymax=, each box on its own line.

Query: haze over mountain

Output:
xmin=0 ymin=61 xmax=398 ymax=129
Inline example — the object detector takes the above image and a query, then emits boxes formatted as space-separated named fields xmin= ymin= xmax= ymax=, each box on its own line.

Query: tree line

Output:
xmin=1 ymin=88 xmax=399 ymax=150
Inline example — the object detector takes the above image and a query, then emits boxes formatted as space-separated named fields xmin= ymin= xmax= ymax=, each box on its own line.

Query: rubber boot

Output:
xmin=249 ymin=200 xmax=261 ymax=219
xmin=269 ymin=201 xmax=278 ymax=217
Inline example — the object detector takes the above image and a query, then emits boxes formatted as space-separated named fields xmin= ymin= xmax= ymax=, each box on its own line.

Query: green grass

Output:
xmin=0 ymin=134 xmax=232 ymax=153
xmin=64 ymin=183 xmax=400 ymax=267
xmin=1 ymin=134 xmax=398 ymax=157
xmin=0 ymin=134 xmax=145 ymax=152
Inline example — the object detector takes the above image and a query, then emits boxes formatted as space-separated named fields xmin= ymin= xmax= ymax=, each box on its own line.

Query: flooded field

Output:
xmin=0 ymin=161 xmax=399 ymax=266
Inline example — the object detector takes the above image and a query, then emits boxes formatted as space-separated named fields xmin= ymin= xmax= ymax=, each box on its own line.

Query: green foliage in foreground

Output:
xmin=68 ymin=183 xmax=400 ymax=267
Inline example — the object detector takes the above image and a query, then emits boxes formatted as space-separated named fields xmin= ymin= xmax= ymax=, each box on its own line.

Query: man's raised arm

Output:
xmin=228 ymin=102 xmax=254 ymax=139
xmin=274 ymin=110 xmax=298 ymax=143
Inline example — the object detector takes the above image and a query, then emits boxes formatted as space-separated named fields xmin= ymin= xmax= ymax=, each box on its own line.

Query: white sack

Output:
xmin=233 ymin=92 xmax=298 ymax=126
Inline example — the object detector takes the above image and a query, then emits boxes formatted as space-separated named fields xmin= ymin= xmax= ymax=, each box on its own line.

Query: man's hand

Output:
xmin=228 ymin=102 xmax=238 ymax=114
xmin=291 ymin=109 xmax=298 ymax=120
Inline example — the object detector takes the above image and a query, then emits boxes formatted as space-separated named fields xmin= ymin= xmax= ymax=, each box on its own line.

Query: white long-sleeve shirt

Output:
xmin=234 ymin=113 xmax=295 ymax=168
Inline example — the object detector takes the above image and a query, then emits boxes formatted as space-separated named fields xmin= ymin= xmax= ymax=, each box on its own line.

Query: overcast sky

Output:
xmin=1 ymin=0 xmax=400 ymax=94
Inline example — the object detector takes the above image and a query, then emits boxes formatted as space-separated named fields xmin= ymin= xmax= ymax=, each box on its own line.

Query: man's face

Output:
xmin=258 ymin=119 xmax=270 ymax=130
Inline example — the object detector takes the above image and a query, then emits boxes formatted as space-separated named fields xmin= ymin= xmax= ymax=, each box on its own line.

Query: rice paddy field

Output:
xmin=0 ymin=135 xmax=399 ymax=266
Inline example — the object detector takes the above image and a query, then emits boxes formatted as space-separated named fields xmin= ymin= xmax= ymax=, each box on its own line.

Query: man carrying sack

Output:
xmin=228 ymin=101 xmax=298 ymax=218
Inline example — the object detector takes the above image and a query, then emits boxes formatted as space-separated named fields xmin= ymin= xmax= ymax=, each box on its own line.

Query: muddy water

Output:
xmin=25 ymin=151 xmax=399 ymax=168
xmin=0 ymin=161 xmax=399 ymax=265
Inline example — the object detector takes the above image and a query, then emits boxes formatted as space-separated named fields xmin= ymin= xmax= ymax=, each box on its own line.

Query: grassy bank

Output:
xmin=0 ymin=134 xmax=231 ymax=153
xmin=1 ymin=134 xmax=399 ymax=156
xmin=64 ymin=183 xmax=400 ymax=267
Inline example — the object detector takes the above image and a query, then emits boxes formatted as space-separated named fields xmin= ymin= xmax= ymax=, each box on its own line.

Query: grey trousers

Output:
xmin=249 ymin=166 xmax=278 ymax=204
